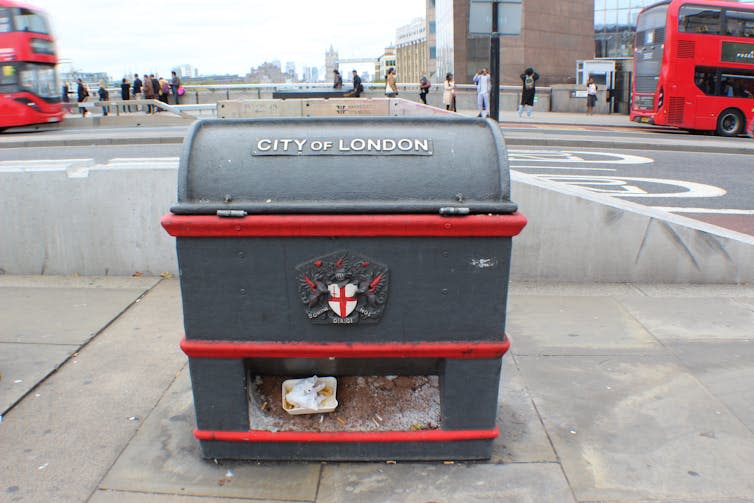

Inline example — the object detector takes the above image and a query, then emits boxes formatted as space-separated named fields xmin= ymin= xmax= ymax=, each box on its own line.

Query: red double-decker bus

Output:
xmin=630 ymin=0 xmax=754 ymax=136
xmin=0 ymin=0 xmax=63 ymax=130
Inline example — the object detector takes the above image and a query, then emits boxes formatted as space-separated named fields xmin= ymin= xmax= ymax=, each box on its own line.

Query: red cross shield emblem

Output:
xmin=327 ymin=283 xmax=358 ymax=318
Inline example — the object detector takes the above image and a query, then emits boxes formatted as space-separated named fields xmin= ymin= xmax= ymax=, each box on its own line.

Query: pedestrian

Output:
xmin=333 ymin=69 xmax=343 ymax=89
xmin=443 ymin=73 xmax=456 ymax=112
xmin=170 ymin=71 xmax=181 ymax=105
xmin=76 ymin=78 xmax=89 ymax=117
xmin=159 ymin=76 xmax=170 ymax=105
xmin=61 ymin=81 xmax=71 ymax=113
xmin=419 ymin=75 xmax=431 ymax=105
xmin=98 ymin=80 xmax=110 ymax=116
xmin=473 ymin=68 xmax=491 ymax=118
xmin=518 ymin=67 xmax=539 ymax=118
xmin=142 ymin=72 xmax=155 ymax=113
xmin=132 ymin=73 xmax=143 ymax=111
xmin=121 ymin=77 xmax=131 ymax=113
xmin=385 ymin=67 xmax=398 ymax=97
xmin=586 ymin=77 xmax=598 ymax=115
xmin=350 ymin=70 xmax=364 ymax=97
xmin=151 ymin=74 xmax=161 ymax=111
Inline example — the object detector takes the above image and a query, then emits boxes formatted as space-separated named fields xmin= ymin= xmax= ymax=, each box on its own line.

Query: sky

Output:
xmin=33 ymin=0 xmax=425 ymax=79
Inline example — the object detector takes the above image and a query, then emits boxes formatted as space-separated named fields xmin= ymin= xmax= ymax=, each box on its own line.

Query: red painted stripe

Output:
xmin=195 ymin=427 xmax=499 ymax=443
xmin=180 ymin=337 xmax=510 ymax=360
xmin=161 ymin=213 xmax=527 ymax=237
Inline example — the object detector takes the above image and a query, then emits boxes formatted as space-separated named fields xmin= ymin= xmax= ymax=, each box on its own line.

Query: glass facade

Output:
xmin=594 ymin=0 xmax=652 ymax=57
xmin=434 ymin=0 xmax=453 ymax=81
xmin=595 ymin=0 xmax=754 ymax=58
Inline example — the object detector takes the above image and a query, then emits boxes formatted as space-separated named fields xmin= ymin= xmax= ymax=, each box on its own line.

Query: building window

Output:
xmin=429 ymin=46 xmax=437 ymax=59
xmin=429 ymin=21 xmax=436 ymax=34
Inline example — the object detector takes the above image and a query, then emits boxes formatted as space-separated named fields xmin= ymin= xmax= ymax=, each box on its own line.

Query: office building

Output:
xmin=430 ymin=0 xmax=594 ymax=84
xmin=396 ymin=17 xmax=428 ymax=84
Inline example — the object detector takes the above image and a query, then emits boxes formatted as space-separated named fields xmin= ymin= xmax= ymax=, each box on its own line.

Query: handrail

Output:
xmin=76 ymin=99 xmax=201 ymax=118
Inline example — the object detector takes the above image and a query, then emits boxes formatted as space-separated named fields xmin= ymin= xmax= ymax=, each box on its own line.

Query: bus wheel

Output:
xmin=716 ymin=109 xmax=744 ymax=137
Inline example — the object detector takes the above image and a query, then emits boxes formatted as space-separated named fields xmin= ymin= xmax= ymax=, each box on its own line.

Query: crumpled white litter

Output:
xmin=285 ymin=376 xmax=327 ymax=409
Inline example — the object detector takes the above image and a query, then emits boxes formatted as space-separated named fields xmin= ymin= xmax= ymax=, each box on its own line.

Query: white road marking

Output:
xmin=511 ymin=165 xmax=616 ymax=172
xmin=0 ymin=157 xmax=179 ymax=176
xmin=652 ymin=207 xmax=754 ymax=215
xmin=0 ymin=159 xmax=94 ymax=172
xmin=508 ymin=150 xmax=654 ymax=164
xmin=531 ymin=174 xmax=727 ymax=198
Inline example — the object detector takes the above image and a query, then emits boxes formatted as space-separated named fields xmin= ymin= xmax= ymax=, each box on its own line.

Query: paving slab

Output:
xmin=734 ymin=297 xmax=754 ymax=311
xmin=668 ymin=340 xmax=754 ymax=433
xmin=507 ymin=295 xmax=664 ymax=355
xmin=619 ymin=297 xmax=754 ymax=341
xmin=90 ymin=491 xmax=290 ymax=503
xmin=633 ymin=283 xmax=754 ymax=298
xmin=0 ymin=342 xmax=78 ymax=414
xmin=0 ymin=275 xmax=160 ymax=290
xmin=508 ymin=282 xmax=642 ymax=297
xmin=0 ymin=280 xmax=186 ymax=503
xmin=0 ymin=287 xmax=152 ymax=344
xmin=99 ymin=369 xmax=322 ymax=502
xmin=316 ymin=461 xmax=575 ymax=503
xmin=491 ymin=355 xmax=557 ymax=463
xmin=516 ymin=355 xmax=754 ymax=502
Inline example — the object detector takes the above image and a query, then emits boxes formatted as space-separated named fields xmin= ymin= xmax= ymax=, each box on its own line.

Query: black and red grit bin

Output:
xmin=161 ymin=116 xmax=526 ymax=461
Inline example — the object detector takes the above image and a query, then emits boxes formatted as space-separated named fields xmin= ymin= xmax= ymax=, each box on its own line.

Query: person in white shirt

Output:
xmin=473 ymin=68 xmax=491 ymax=118
xmin=586 ymin=77 xmax=598 ymax=115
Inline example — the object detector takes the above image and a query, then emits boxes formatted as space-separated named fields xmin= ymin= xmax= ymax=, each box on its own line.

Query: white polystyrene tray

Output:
xmin=281 ymin=376 xmax=338 ymax=415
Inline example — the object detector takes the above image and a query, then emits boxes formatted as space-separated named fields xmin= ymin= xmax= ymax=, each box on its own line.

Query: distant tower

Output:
xmin=325 ymin=45 xmax=339 ymax=79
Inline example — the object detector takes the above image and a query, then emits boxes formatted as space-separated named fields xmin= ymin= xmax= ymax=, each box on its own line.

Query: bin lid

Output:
xmin=171 ymin=116 xmax=517 ymax=215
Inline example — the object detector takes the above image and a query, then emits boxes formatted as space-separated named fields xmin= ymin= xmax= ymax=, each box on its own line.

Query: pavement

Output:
xmin=2 ymin=109 xmax=754 ymax=155
xmin=2 ymin=275 xmax=754 ymax=502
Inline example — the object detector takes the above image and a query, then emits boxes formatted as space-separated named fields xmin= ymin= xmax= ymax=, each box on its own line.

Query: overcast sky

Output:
xmin=33 ymin=0 xmax=425 ymax=79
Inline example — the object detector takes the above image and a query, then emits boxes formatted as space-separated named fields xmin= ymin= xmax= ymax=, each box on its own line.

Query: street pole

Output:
xmin=490 ymin=1 xmax=500 ymax=121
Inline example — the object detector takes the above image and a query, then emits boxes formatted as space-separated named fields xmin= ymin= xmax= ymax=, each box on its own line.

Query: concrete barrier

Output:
xmin=2 ymin=159 xmax=752 ymax=283
xmin=510 ymin=170 xmax=754 ymax=283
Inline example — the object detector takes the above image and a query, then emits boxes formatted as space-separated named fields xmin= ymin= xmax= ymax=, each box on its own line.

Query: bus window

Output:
xmin=636 ymin=4 xmax=667 ymax=47
xmin=725 ymin=10 xmax=754 ymax=38
xmin=12 ymin=8 xmax=51 ymax=34
xmin=0 ymin=8 xmax=11 ymax=32
xmin=1 ymin=64 xmax=17 ymax=86
xmin=679 ymin=5 xmax=721 ymax=34
xmin=695 ymin=66 xmax=754 ymax=97
xmin=18 ymin=63 xmax=58 ymax=99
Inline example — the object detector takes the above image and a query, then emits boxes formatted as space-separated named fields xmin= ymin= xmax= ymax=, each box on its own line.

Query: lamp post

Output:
xmin=468 ymin=0 xmax=522 ymax=121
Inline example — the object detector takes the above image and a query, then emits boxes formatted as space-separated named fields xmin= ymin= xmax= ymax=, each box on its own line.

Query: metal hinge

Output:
xmin=439 ymin=207 xmax=470 ymax=216
xmin=216 ymin=210 xmax=247 ymax=218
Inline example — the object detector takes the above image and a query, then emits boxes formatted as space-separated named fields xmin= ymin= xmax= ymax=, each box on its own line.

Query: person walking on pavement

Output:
xmin=158 ymin=76 xmax=170 ymax=105
xmin=151 ymin=74 xmax=161 ymax=111
xmin=385 ymin=67 xmax=398 ymax=97
xmin=170 ymin=71 xmax=181 ymax=105
xmin=132 ymin=74 xmax=143 ymax=111
xmin=419 ymin=75 xmax=431 ymax=104
xmin=142 ymin=72 xmax=155 ymax=113
xmin=473 ymin=68 xmax=491 ymax=118
xmin=98 ymin=80 xmax=110 ymax=116
xmin=586 ymin=77 xmax=598 ymax=115
xmin=443 ymin=73 xmax=456 ymax=112
xmin=76 ymin=78 xmax=89 ymax=117
xmin=61 ymin=81 xmax=71 ymax=113
xmin=120 ymin=77 xmax=131 ymax=113
xmin=518 ymin=67 xmax=539 ymax=118
xmin=333 ymin=69 xmax=343 ymax=89
xmin=349 ymin=70 xmax=364 ymax=97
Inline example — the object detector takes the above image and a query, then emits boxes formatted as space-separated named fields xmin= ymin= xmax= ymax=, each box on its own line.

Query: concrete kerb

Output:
xmin=2 ymin=121 xmax=753 ymax=156
xmin=1 ymin=158 xmax=753 ymax=283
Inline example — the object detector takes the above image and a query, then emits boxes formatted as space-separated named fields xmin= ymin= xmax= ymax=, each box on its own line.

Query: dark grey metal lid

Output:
xmin=172 ymin=116 xmax=516 ymax=215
